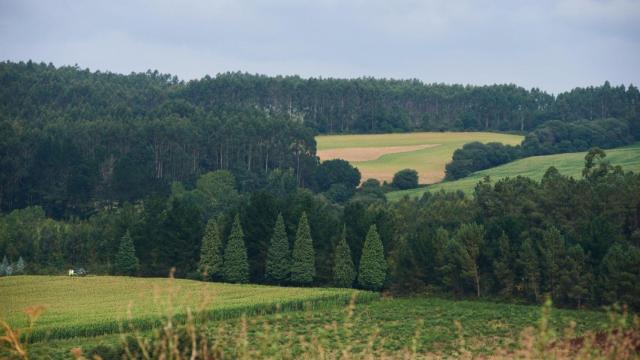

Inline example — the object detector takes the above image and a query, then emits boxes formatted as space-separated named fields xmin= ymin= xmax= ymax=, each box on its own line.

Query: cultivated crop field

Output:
xmin=316 ymin=132 xmax=523 ymax=184
xmin=22 ymin=294 xmax=612 ymax=358
xmin=387 ymin=142 xmax=640 ymax=200
xmin=0 ymin=276 xmax=375 ymax=342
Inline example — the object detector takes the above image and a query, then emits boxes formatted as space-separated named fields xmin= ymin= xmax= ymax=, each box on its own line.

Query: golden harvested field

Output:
xmin=316 ymin=132 xmax=523 ymax=184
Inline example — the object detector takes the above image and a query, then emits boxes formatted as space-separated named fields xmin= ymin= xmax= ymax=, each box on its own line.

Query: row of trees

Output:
xmin=2 ymin=149 xmax=638 ymax=308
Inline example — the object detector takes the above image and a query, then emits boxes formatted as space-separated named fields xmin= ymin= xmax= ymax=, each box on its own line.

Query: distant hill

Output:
xmin=387 ymin=142 xmax=640 ymax=200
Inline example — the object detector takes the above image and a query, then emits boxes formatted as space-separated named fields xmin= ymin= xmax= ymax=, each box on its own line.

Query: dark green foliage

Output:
xmin=493 ymin=232 xmax=514 ymax=298
xmin=265 ymin=214 xmax=290 ymax=284
xmin=442 ymin=224 xmax=484 ymax=297
xmin=290 ymin=212 xmax=316 ymax=285
xmin=316 ymin=159 xmax=361 ymax=193
xmin=333 ymin=227 xmax=356 ymax=288
xmin=358 ymin=225 xmax=386 ymax=291
xmin=222 ymin=215 xmax=250 ymax=283
xmin=392 ymin=169 xmax=419 ymax=190
xmin=445 ymin=142 xmax=520 ymax=180
xmin=518 ymin=238 xmax=541 ymax=302
xmin=599 ymin=244 xmax=640 ymax=309
xmin=115 ymin=231 xmax=139 ymax=276
xmin=198 ymin=219 xmax=223 ymax=280
xmin=539 ymin=226 xmax=566 ymax=302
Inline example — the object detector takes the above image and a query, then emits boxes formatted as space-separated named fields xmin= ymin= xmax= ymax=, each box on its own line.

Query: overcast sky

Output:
xmin=0 ymin=0 xmax=638 ymax=93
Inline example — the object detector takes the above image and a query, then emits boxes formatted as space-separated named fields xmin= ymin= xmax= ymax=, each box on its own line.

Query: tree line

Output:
xmin=2 ymin=149 xmax=639 ymax=309
xmin=2 ymin=61 xmax=640 ymax=217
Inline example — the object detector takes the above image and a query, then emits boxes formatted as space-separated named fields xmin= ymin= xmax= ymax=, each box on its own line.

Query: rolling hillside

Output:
xmin=387 ymin=142 xmax=640 ymax=200
xmin=316 ymin=132 xmax=523 ymax=184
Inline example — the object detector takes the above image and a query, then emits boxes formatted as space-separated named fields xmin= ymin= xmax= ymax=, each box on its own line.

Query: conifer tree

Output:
xmin=15 ymin=256 xmax=25 ymax=274
xmin=222 ymin=215 xmax=249 ymax=283
xmin=199 ymin=218 xmax=223 ymax=280
xmin=265 ymin=213 xmax=291 ymax=284
xmin=455 ymin=223 xmax=485 ymax=297
xmin=115 ymin=231 xmax=140 ymax=276
xmin=560 ymin=244 xmax=589 ymax=307
xmin=358 ymin=224 xmax=387 ymax=290
xmin=493 ymin=232 xmax=514 ymax=298
xmin=518 ymin=237 xmax=540 ymax=301
xmin=539 ymin=226 xmax=565 ymax=301
xmin=333 ymin=226 xmax=356 ymax=288
xmin=290 ymin=212 xmax=315 ymax=285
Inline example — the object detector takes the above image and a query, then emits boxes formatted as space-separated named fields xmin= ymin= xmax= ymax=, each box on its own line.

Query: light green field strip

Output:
xmin=387 ymin=143 xmax=640 ymax=201
xmin=316 ymin=132 xmax=523 ymax=184
xmin=0 ymin=276 xmax=374 ymax=341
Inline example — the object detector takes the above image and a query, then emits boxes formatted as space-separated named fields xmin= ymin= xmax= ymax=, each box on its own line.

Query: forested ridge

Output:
xmin=1 ymin=61 xmax=640 ymax=309
xmin=2 ymin=61 xmax=639 ymax=216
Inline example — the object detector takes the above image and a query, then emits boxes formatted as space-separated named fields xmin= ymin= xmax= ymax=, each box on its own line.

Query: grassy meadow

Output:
xmin=387 ymin=142 xmax=640 ymax=201
xmin=316 ymin=132 xmax=523 ymax=184
xmin=1 ymin=276 xmax=617 ymax=359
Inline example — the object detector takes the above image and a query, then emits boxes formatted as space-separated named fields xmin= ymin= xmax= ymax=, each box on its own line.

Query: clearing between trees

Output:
xmin=315 ymin=132 xmax=523 ymax=184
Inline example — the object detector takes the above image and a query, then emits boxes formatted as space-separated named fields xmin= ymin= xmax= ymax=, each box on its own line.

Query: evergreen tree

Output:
xmin=15 ymin=256 xmax=25 ymax=274
xmin=115 ymin=231 xmax=140 ymax=276
xmin=559 ymin=244 xmax=590 ymax=307
xmin=539 ymin=226 xmax=565 ymax=301
xmin=265 ymin=213 xmax=291 ymax=284
xmin=358 ymin=224 xmax=387 ymax=290
xmin=493 ymin=232 xmax=514 ymax=298
xmin=290 ymin=212 xmax=315 ymax=285
xmin=333 ymin=226 xmax=356 ymax=288
xmin=441 ymin=238 xmax=465 ymax=295
xmin=432 ymin=227 xmax=449 ymax=286
xmin=198 ymin=218 xmax=223 ymax=281
xmin=518 ymin=238 xmax=540 ymax=302
xmin=455 ymin=223 xmax=485 ymax=297
xmin=222 ymin=215 xmax=250 ymax=283
xmin=0 ymin=256 xmax=8 ymax=276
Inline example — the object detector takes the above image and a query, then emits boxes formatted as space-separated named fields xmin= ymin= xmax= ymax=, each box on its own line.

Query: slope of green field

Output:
xmin=387 ymin=143 xmax=640 ymax=201
xmin=0 ymin=276 xmax=375 ymax=341
xmin=316 ymin=132 xmax=523 ymax=184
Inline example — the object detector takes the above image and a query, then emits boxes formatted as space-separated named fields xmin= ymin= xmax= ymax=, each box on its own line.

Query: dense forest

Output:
xmin=1 ymin=61 xmax=640 ymax=309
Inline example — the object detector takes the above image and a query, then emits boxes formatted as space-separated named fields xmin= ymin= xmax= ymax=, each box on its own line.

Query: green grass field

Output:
xmin=1 ymin=276 xmax=614 ymax=358
xmin=316 ymin=132 xmax=523 ymax=184
xmin=387 ymin=142 xmax=640 ymax=201
xmin=0 ymin=276 xmax=375 ymax=342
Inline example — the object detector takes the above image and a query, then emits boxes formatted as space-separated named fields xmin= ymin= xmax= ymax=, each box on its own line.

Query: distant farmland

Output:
xmin=316 ymin=132 xmax=523 ymax=184
xmin=387 ymin=142 xmax=640 ymax=200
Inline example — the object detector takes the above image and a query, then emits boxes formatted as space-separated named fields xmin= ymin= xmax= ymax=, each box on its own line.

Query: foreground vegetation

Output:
xmin=3 ymin=275 xmax=637 ymax=359
xmin=388 ymin=142 xmax=640 ymax=199
xmin=316 ymin=132 xmax=523 ymax=184
xmin=0 ymin=276 xmax=376 ymax=342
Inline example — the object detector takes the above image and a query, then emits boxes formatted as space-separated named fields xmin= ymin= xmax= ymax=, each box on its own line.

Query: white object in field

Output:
xmin=68 ymin=269 xmax=74 ymax=276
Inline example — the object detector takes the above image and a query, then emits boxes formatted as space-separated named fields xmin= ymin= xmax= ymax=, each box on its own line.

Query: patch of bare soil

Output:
xmin=317 ymin=144 xmax=440 ymax=162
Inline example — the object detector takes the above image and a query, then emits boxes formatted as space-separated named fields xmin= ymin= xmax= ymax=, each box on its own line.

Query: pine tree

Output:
xmin=222 ymin=215 xmax=249 ymax=283
xmin=358 ymin=224 xmax=387 ymax=290
xmin=15 ymin=256 xmax=25 ymax=274
xmin=455 ymin=223 xmax=485 ymax=297
xmin=265 ymin=213 xmax=291 ymax=284
xmin=333 ymin=226 xmax=356 ymax=288
xmin=432 ymin=227 xmax=449 ymax=286
xmin=560 ymin=244 xmax=590 ymax=307
xmin=0 ymin=256 xmax=8 ymax=276
xmin=115 ymin=231 xmax=140 ymax=276
xmin=539 ymin=226 xmax=565 ymax=301
xmin=199 ymin=218 xmax=223 ymax=281
xmin=493 ymin=232 xmax=514 ymax=298
xmin=518 ymin=237 xmax=540 ymax=301
xmin=290 ymin=212 xmax=315 ymax=285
